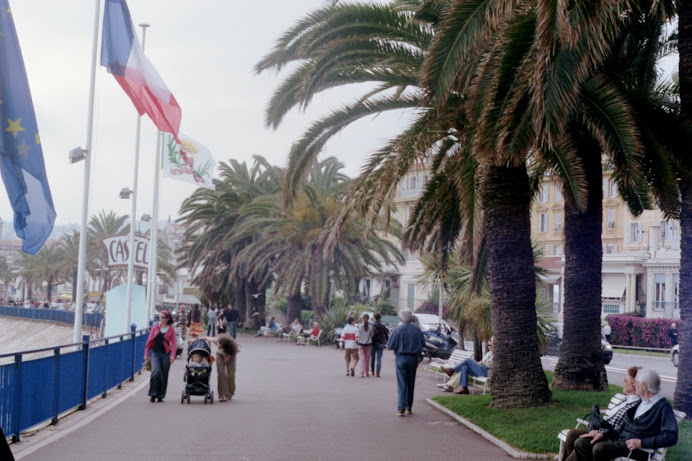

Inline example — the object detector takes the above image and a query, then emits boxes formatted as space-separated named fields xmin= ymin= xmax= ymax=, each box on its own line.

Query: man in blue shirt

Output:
xmin=387 ymin=309 xmax=426 ymax=416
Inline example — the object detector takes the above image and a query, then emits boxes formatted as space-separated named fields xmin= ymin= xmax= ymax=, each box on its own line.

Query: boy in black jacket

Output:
xmin=370 ymin=312 xmax=389 ymax=377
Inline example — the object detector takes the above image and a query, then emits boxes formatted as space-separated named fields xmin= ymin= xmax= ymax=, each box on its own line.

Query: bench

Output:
xmin=557 ymin=394 xmax=685 ymax=461
xmin=426 ymin=349 xmax=473 ymax=380
xmin=469 ymin=376 xmax=489 ymax=394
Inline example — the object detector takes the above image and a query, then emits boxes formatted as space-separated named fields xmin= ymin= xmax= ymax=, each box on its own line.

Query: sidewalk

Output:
xmin=13 ymin=335 xmax=513 ymax=461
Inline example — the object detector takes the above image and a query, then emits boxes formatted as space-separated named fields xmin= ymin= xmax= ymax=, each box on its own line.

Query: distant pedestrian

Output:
xmin=339 ymin=317 xmax=359 ymax=376
xmin=144 ymin=310 xmax=177 ymax=402
xmin=669 ymin=323 xmax=678 ymax=347
xmin=370 ymin=312 xmax=389 ymax=377
xmin=357 ymin=313 xmax=374 ymax=377
xmin=603 ymin=322 xmax=611 ymax=343
xmin=188 ymin=304 xmax=203 ymax=338
xmin=207 ymin=306 xmax=217 ymax=337
xmin=217 ymin=307 xmax=228 ymax=334
xmin=387 ymin=308 xmax=425 ymax=416
xmin=178 ymin=305 xmax=188 ymax=338
xmin=224 ymin=304 xmax=240 ymax=339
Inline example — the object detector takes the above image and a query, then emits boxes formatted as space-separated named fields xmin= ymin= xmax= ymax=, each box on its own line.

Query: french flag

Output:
xmin=100 ymin=0 xmax=181 ymax=141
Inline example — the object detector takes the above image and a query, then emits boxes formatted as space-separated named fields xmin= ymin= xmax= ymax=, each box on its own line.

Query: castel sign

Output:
xmin=102 ymin=234 xmax=150 ymax=269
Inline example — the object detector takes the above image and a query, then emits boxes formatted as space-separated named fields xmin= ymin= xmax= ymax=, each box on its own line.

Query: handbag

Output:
xmin=587 ymin=404 xmax=604 ymax=430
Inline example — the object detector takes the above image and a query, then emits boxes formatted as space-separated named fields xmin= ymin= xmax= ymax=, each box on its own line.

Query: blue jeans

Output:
xmin=370 ymin=344 xmax=384 ymax=374
xmin=395 ymin=355 xmax=419 ymax=411
xmin=228 ymin=322 xmax=237 ymax=339
xmin=452 ymin=358 xmax=488 ymax=387
xmin=148 ymin=351 xmax=171 ymax=399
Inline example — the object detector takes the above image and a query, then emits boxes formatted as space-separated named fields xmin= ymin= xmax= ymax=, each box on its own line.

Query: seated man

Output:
xmin=256 ymin=316 xmax=278 ymax=337
xmin=572 ymin=368 xmax=678 ymax=461
xmin=437 ymin=337 xmax=493 ymax=395
xmin=561 ymin=366 xmax=641 ymax=461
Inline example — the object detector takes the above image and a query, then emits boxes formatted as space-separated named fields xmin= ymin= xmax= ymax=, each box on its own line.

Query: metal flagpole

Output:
xmin=146 ymin=132 xmax=162 ymax=322
xmin=125 ymin=23 xmax=150 ymax=330
xmin=74 ymin=0 xmax=102 ymax=344
xmin=149 ymin=132 xmax=162 ymax=319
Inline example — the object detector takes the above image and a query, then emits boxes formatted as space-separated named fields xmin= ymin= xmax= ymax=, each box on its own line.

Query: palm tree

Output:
xmin=88 ymin=210 xmax=129 ymax=295
xmin=0 ymin=256 xmax=16 ymax=301
xmin=33 ymin=243 xmax=64 ymax=301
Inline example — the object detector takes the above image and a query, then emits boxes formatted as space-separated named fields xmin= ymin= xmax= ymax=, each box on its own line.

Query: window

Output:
xmin=553 ymin=212 xmax=562 ymax=232
xmin=606 ymin=244 xmax=618 ymax=254
xmin=407 ymin=283 xmax=415 ymax=309
xmin=538 ymin=184 xmax=549 ymax=203
xmin=608 ymin=178 xmax=618 ymax=198
xmin=607 ymin=210 xmax=616 ymax=230
xmin=408 ymin=176 xmax=417 ymax=190
xmin=674 ymin=274 xmax=680 ymax=310
xmin=423 ymin=174 xmax=430 ymax=187
xmin=554 ymin=245 xmax=563 ymax=256
xmin=654 ymin=273 xmax=666 ymax=310
xmin=627 ymin=222 xmax=642 ymax=243
xmin=554 ymin=187 xmax=562 ymax=202
xmin=539 ymin=214 xmax=549 ymax=233
xmin=603 ymin=304 xmax=620 ymax=314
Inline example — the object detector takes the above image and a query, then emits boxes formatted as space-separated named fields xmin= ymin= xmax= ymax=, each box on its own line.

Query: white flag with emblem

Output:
xmin=163 ymin=133 xmax=215 ymax=190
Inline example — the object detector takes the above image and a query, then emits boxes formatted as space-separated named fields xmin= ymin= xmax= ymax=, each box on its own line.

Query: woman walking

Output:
xmin=144 ymin=310 xmax=177 ymax=402
xmin=357 ymin=313 xmax=374 ymax=378
xmin=207 ymin=305 xmax=217 ymax=337
xmin=204 ymin=333 xmax=239 ymax=402
xmin=188 ymin=304 xmax=203 ymax=338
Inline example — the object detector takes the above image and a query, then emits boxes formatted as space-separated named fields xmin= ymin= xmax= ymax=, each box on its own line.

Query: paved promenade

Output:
xmin=13 ymin=334 xmax=512 ymax=461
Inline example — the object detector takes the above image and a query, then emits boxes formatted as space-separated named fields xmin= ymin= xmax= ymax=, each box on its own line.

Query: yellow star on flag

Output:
xmin=16 ymin=139 xmax=29 ymax=156
xmin=35 ymin=133 xmax=40 ymax=145
xmin=6 ymin=117 xmax=24 ymax=138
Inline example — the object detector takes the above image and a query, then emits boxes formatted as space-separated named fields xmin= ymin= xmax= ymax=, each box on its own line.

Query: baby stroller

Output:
xmin=181 ymin=339 xmax=214 ymax=404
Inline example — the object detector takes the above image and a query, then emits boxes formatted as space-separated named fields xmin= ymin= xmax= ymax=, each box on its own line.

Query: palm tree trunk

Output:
xmin=480 ymin=163 xmax=551 ymax=408
xmin=675 ymin=0 xmax=692 ymax=420
xmin=47 ymin=277 xmax=53 ymax=301
xmin=553 ymin=132 xmax=608 ymax=390
xmin=286 ymin=290 xmax=302 ymax=324
xmin=236 ymin=278 xmax=247 ymax=326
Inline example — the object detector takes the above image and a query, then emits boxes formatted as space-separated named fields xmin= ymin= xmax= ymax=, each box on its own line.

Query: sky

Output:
xmin=4 ymin=0 xmax=404 ymax=229
xmin=2 ymin=1 xmax=681 ymax=234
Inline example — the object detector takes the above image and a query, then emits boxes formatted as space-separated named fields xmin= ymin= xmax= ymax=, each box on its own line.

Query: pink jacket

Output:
xmin=144 ymin=324 xmax=177 ymax=359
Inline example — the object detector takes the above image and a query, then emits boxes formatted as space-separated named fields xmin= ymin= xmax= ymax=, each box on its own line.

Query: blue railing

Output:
xmin=0 ymin=327 xmax=149 ymax=442
xmin=0 ymin=305 xmax=103 ymax=327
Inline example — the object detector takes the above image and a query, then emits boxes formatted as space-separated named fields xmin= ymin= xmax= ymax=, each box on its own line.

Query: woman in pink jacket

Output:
xmin=144 ymin=310 xmax=177 ymax=402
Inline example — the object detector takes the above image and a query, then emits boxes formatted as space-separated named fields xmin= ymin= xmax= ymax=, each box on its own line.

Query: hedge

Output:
xmin=606 ymin=314 xmax=678 ymax=348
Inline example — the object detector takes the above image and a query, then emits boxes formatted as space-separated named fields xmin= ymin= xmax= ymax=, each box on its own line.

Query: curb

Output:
xmin=426 ymin=398 xmax=555 ymax=460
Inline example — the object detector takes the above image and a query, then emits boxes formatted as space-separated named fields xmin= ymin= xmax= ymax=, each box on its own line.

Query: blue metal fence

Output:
xmin=0 ymin=327 xmax=149 ymax=442
xmin=0 ymin=305 xmax=103 ymax=327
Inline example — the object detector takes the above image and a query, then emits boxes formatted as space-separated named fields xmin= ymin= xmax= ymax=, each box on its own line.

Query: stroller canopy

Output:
xmin=187 ymin=339 xmax=212 ymax=361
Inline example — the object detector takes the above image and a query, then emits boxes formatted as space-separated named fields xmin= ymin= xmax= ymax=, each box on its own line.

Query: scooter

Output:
xmin=421 ymin=325 xmax=457 ymax=362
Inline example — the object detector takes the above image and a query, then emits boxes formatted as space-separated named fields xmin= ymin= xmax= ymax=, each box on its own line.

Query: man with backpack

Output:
xmin=370 ymin=312 xmax=389 ymax=377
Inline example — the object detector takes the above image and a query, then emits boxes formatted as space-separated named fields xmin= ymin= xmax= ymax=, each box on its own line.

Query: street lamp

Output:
xmin=69 ymin=147 xmax=87 ymax=164
xmin=119 ymin=187 xmax=133 ymax=199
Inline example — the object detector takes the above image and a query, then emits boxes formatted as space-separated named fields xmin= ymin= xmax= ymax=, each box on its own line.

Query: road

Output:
xmin=542 ymin=351 xmax=678 ymax=398
xmin=13 ymin=336 xmax=514 ymax=461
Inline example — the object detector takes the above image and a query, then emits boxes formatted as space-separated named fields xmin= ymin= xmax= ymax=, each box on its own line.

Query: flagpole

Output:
xmin=125 ymin=22 xmax=150 ymax=330
xmin=149 ymin=132 xmax=162 ymax=320
xmin=146 ymin=131 xmax=162 ymax=322
xmin=74 ymin=0 xmax=102 ymax=344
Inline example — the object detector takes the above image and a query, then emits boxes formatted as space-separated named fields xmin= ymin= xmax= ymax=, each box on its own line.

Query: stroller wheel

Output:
xmin=210 ymin=392 xmax=214 ymax=404
xmin=187 ymin=395 xmax=191 ymax=404
xmin=204 ymin=395 xmax=208 ymax=404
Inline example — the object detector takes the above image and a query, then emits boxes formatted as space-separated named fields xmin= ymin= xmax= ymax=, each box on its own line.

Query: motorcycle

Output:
xmin=420 ymin=325 xmax=457 ymax=362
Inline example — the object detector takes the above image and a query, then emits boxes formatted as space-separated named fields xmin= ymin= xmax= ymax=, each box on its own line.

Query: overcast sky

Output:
xmin=4 ymin=1 xmax=680 ymax=233
xmin=5 ymin=0 xmax=404 ymax=229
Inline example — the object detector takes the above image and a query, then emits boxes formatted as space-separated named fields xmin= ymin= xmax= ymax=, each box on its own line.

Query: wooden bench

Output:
xmin=557 ymin=394 xmax=685 ymax=461
xmin=426 ymin=349 xmax=473 ymax=380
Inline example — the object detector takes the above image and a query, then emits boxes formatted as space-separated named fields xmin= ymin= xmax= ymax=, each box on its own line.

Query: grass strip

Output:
xmin=431 ymin=372 xmax=691 ymax=460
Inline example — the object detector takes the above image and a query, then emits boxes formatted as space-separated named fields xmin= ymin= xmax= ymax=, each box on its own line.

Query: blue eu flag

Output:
xmin=0 ymin=2 xmax=55 ymax=254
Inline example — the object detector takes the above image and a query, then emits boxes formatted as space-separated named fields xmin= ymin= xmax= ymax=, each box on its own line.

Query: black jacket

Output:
xmin=614 ymin=398 xmax=678 ymax=449
xmin=225 ymin=308 xmax=240 ymax=323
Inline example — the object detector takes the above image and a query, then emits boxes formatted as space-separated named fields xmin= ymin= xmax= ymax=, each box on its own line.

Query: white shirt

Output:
xmin=634 ymin=393 xmax=664 ymax=420
xmin=604 ymin=394 xmax=640 ymax=418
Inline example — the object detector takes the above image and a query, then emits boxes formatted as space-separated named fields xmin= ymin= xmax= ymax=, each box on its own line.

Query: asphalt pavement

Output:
xmin=13 ymin=335 xmax=513 ymax=461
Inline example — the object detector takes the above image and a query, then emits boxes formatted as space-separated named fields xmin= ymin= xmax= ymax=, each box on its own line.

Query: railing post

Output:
xmin=118 ymin=335 xmax=124 ymax=389
xmin=103 ymin=339 xmax=109 ymax=398
xmin=52 ymin=347 xmax=60 ymax=425
xmin=12 ymin=354 xmax=22 ymax=442
xmin=130 ymin=324 xmax=136 ymax=381
xmin=80 ymin=335 xmax=90 ymax=410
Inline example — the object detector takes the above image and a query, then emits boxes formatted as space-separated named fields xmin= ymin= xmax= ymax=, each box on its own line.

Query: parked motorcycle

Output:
xmin=420 ymin=325 xmax=457 ymax=362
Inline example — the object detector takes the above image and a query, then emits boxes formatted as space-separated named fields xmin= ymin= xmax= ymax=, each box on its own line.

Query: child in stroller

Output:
xmin=181 ymin=339 xmax=214 ymax=404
